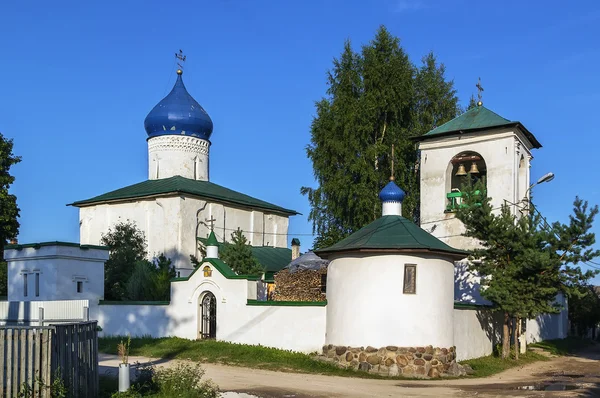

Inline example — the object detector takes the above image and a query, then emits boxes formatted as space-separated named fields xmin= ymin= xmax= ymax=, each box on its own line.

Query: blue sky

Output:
xmin=2 ymin=1 xmax=600 ymax=277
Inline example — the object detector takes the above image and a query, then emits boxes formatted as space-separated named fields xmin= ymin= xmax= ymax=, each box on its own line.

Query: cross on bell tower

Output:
xmin=476 ymin=77 xmax=484 ymax=106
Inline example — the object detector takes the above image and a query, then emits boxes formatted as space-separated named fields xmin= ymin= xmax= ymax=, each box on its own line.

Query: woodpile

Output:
xmin=272 ymin=267 xmax=327 ymax=302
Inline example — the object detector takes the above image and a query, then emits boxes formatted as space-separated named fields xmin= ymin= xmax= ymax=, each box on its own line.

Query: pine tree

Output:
xmin=302 ymin=26 xmax=460 ymax=248
xmin=456 ymin=182 xmax=599 ymax=359
xmin=220 ymin=228 xmax=264 ymax=276
xmin=101 ymin=220 xmax=147 ymax=300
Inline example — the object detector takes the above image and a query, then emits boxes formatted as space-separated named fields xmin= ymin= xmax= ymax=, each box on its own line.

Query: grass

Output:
xmin=529 ymin=336 xmax=595 ymax=356
xmin=99 ymin=336 xmax=584 ymax=381
xmin=98 ymin=336 xmax=378 ymax=379
xmin=461 ymin=351 xmax=549 ymax=378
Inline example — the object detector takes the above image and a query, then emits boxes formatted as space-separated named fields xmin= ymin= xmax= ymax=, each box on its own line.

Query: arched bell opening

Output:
xmin=445 ymin=151 xmax=487 ymax=212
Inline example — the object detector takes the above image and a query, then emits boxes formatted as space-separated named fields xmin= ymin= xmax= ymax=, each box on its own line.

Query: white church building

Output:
xmin=4 ymin=70 xmax=568 ymax=378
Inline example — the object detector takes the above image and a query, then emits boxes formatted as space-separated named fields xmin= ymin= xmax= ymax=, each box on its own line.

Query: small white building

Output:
xmin=4 ymin=242 xmax=108 ymax=302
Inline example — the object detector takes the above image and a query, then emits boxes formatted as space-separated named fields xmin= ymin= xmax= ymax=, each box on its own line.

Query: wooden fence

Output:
xmin=0 ymin=321 xmax=98 ymax=398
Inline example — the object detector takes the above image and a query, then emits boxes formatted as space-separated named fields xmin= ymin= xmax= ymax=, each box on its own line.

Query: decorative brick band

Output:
xmin=148 ymin=135 xmax=210 ymax=155
xmin=321 ymin=344 xmax=460 ymax=378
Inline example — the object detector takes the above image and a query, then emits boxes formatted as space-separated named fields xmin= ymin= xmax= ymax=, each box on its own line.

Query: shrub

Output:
xmin=153 ymin=362 xmax=218 ymax=398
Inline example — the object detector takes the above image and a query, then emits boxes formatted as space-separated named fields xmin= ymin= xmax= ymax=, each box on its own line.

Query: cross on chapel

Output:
xmin=205 ymin=216 xmax=217 ymax=231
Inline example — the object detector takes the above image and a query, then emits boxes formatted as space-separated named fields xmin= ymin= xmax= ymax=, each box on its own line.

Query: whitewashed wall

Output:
xmin=326 ymin=253 xmax=455 ymax=348
xmin=453 ymin=307 xmax=502 ymax=361
xmin=525 ymin=294 xmax=569 ymax=343
xmin=4 ymin=244 xmax=107 ymax=302
xmin=79 ymin=195 xmax=290 ymax=275
xmin=93 ymin=259 xmax=326 ymax=353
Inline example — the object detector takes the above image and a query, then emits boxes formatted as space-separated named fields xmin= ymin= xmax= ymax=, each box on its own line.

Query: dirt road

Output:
xmin=99 ymin=346 xmax=600 ymax=397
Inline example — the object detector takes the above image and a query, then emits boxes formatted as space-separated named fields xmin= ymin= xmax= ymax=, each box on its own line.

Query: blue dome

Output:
xmin=379 ymin=180 xmax=406 ymax=202
xmin=144 ymin=71 xmax=213 ymax=140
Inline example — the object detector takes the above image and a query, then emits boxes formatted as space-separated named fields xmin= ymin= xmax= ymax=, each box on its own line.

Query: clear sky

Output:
xmin=2 ymin=1 xmax=600 ymax=278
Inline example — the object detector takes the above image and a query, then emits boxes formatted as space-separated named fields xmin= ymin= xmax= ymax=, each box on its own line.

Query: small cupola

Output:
xmin=205 ymin=231 xmax=219 ymax=259
xmin=144 ymin=69 xmax=214 ymax=140
xmin=379 ymin=178 xmax=406 ymax=217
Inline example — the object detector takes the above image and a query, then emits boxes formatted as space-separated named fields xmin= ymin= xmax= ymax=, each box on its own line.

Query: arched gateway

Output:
xmin=199 ymin=291 xmax=217 ymax=339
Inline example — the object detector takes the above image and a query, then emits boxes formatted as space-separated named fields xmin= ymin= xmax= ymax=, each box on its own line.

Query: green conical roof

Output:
xmin=415 ymin=105 xmax=541 ymax=148
xmin=314 ymin=215 xmax=467 ymax=260
xmin=206 ymin=231 xmax=219 ymax=246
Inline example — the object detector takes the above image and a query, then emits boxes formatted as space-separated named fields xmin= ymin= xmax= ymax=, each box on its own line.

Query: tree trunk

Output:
xmin=513 ymin=317 xmax=521 ymax=361
xmin=502 ymin=312 xmax=510 ymax=359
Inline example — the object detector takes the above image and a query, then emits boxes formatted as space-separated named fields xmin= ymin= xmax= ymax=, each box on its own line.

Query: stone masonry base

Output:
xmin=321 ymin=344 xmax=460 ymax=378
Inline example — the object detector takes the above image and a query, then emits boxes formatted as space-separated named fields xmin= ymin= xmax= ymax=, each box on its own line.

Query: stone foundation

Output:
xmin=321 ymin=344 xmax=461 ymax=378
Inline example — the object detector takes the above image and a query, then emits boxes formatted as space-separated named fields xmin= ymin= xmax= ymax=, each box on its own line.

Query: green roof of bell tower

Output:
xmin=414 ymin=105 xmax=541 ymax=148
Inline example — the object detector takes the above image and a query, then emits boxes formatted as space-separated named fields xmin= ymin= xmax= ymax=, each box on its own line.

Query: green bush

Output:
xmin=152 ymin=362 xmax=218 ymax=398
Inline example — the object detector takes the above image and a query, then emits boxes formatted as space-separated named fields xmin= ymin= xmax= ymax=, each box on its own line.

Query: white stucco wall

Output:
xmin=525 ymin=294 xmax=569 ymax=343
xmin=4 ymin=243 xmax=107 ymax=302
xmin=326 ymin=253 xmax=455 ymax=348
xmin=148 ymin=135 xmax=210 ymax=181
xmin=453 ymin=307 xmax=502 ymax=361
xmin=419 ymin=127 xmax=534 ymax=251
xmin=78 ymin=196 xmax=290 ymax=274
xmin=93 ymin=259 xmax=326 ymax=353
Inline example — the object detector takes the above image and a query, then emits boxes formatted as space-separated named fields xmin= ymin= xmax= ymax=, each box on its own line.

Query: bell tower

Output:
xmin=415 ymin=102 xmax=541 ymax=251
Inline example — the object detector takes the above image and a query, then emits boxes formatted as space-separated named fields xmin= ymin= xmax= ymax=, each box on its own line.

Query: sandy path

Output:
xmin=99 ymin=347 xmax=600 ymax=397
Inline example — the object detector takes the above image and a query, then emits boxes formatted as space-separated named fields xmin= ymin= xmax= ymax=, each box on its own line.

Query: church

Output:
xmin=4 ymin=69 xmax=568 ymax=378
xmin=69 ymin=69 xmax=298 ymax=276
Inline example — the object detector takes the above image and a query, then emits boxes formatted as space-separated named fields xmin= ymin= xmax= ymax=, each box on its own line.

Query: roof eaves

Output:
xmin=412 ymin=122 xmax=542 ymax=149
xmin=316 ymin=247 xmax=467 ymax=260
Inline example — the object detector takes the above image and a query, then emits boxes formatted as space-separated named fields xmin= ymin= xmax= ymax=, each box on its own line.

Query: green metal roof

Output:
xmin=69 ymin=175 xmax=299 ymax=216
xmin=314 ymin=215 xmax=467 ymax=259
xmin=415 ymin=105 xmax=541 ymax=148
xmin=206 ymin=231 xmax=219 ymax=246
xmin=197 ymin=236 xmax=292 ymax=273
xmin=171 ymin=258 xmax=260 ymax=282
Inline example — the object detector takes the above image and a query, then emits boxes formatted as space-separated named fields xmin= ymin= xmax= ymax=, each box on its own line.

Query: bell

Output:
xmin=455 ymin=164 xmax=467 ymax=176
xmin=469 ymin=162 xmax=480 ymax=174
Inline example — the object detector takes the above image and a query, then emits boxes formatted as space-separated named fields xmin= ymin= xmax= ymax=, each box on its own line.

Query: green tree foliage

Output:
xmin=569 ymin=284 xmax=600 ymax=338
xmin=0 ymin=133 xmax=21 ymax=297
xmin=125 ymin=254 xmax=175 ymax=301
xmin=154 ymin=253 xmax=176 ymax=300
xmin=101 ymin=221 xmax=147 ymax=300
xmin=456 ymin=180 xmax=599 ymax=358
xmin=126 ymin=261 xmax=158 ymax=301
xmin=220 ymin=228 xmax=263 ymax=276
xmin=0 ymin=133 xmax=21 ymax=253
xmin=302 ymin=26 xmax=460 ymax=248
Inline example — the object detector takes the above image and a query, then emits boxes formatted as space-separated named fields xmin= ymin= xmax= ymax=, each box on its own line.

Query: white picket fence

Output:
xmin=0 ymin=300 xmax=89 ymax=325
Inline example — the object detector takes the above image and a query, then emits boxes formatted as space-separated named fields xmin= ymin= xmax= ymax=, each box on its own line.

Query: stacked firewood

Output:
xmin=272 ymin=267 xmax=327 ymax=302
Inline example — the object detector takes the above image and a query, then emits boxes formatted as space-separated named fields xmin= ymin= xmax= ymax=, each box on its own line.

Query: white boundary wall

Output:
xmin=92 ymin=258 xmax=326 ymax=354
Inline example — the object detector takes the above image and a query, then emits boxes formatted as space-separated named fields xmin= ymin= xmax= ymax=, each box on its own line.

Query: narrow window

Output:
xmin=23 ymin=274 xmax=28 ymax=297
xmin=77 ymin=281 xmax=83 ymax=293
xmin=403 ymin=264 xmax=416 ymax=294
xmin=320 ymin=274 xmax=327 ymax=293
xmin=35 ymin=273 xmax=40 ymax=297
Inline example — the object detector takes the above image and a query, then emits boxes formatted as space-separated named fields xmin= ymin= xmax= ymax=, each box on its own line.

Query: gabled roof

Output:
xmin=314 ymin=215 xmax=467 ymax=260
xmin=413 ymin=105 xmax=541 ymax=149
xmin=197 ymin=236 xmax=292 ymax=273
xmin=171 ymin=258 xmax=260 ymax=282
xmin=69 ymin=175 xmax=298 ymax=216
